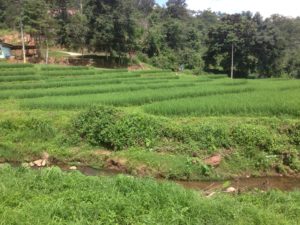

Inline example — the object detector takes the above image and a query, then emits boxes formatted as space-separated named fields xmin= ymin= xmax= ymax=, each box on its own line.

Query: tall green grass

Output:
xmin=0 ymin=166 xmax=299 ymax=225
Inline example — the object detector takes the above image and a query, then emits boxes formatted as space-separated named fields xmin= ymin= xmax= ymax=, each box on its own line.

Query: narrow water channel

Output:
xmin=7 ymin=163 xmax=300 ymax=192
xmin=70 ymin=165 xmax=300 ymax=192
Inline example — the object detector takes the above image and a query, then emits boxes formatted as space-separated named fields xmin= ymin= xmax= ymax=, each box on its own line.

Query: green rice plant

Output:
xmin=40 ymin=65 xmax=89 ymax=71
xmin=0 ymin=69 xmax=36 ymax=76
xmin=0 ymin=75 xmax=179 ymax=91
xmin=0 ymin=80 xmax=197 ymax=99
xmin=0 ymin=63 xmax=34 ymax=69
xmin=41 ymin=69 xmax=96 ymax=76
xmin=218 ymin=80 xmax=248 ymax=86
xmin=42 ymin=72 xmax=142 ymax=81
xmin=206 ymin=74 xmax=228 ymax=79
xmin=0 ymin=75 xmax=40 ymax=82
xmin=95 ymin=68 xmax=128 ymax=73
xmin=143 ymin=89 xmax=300 ymax=117
xmin=131 ymin=69 xmax=171 ymax=74
xmin=0 ymin=78 xmax=120 ymax=90
xmin=21 ymin=85 xmax=254 ymax=109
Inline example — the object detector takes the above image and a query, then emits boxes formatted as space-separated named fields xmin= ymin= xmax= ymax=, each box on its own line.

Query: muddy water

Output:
xmin=7 ymin=163 xmax=300 ymax=192
xmin=177 ymin=177 xmax=300 ymax=192
xmin=69 ymin=166 xmax=300 ymax=192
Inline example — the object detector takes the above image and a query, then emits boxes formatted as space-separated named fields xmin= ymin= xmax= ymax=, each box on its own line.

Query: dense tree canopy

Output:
xmin=0 ymin=0 xmax=299 ymax=77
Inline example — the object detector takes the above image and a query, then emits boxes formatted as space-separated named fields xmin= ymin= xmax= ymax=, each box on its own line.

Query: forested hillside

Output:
xmin=0 ymin=0 xmax=300 ymax=77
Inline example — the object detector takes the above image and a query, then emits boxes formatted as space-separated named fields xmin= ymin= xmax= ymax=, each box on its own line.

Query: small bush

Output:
xmin=279 ymin=123 xmax=300 ymax=145
xmin=71 ymin=106 xmax=120 ymax=148
xmin=231 ymin=124 xmax=275 ymax=152
xmin=111 ymin=114 xmax=161 ymax=149
xmin=189 ymin=123 xmax=231 ymax=150
xmin=71 ymin=106 xmax=162 ymax=150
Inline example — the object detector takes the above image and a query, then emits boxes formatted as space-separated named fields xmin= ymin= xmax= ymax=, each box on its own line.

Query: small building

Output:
xmin=0 ymin=41 xmax=37 ymax=60
xmin=0 ymin=42 xmax=13 ymax=59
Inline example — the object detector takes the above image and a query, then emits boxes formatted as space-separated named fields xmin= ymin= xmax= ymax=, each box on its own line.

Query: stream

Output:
xmin=65 ymin=165 xmax=300 ymax=192
xmin=5 ymin=162 xmax=300 ymax=192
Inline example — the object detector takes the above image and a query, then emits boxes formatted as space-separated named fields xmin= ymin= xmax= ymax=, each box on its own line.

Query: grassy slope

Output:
xmin=0 ymin=166 xmax=299 ymax=225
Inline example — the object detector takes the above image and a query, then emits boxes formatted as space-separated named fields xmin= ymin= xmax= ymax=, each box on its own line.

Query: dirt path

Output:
xmin=58 ymin=51 xmax=82 ymax=56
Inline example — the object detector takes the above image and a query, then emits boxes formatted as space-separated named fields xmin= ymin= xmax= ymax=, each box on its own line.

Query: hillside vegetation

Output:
xmin=0 ymin=0 xmax=300 ymax=77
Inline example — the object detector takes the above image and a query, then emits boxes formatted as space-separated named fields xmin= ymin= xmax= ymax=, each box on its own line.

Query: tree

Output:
xmin=254 ymin=20 xmax=286 ymax=77
xmin=166 ymin=0 xmax=188 ymax=19
xmin=66 ymin=13 xmax=88 ymax=54
xmin=85 ymin=0 xmax=139 ymax=58
xmin=204 ymin=14 xmax=258 ymax=77
xmin=135 ymin=0 xmax=155 ymax=15
xmin=47 ymin=0 xmax=70 ymax=46
xmin=84 ymin=0 xmax=115 ymax=54
xmin=0 ymin=0 xmax=6 ymax=28
xmin=22 ymin=0 xmax=55 ymax=58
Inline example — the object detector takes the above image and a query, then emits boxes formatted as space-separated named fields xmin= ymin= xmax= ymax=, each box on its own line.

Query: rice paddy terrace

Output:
xmin=0 ymin=64 xmax=300 ymax=117
xmin=0 ymin=63 xmax=300 ymax=224
xmin=0 ymin=64 xmax=299 ymax=116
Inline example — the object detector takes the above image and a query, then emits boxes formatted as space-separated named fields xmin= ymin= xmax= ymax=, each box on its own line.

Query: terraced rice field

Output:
xmin=0 ymin=63 xmax=299 ymax=117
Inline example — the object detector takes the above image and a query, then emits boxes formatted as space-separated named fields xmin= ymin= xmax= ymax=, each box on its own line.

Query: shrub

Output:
xmin=279 ymin=122 xmax=300 ymax=145
xmin=71 ymin=106 xmax=162 ymax=150
xmin=71 ymin=106 xmax=120 ymax=148
xmin=111 ymin=114 xmax=161 ymax=149
xmin=230 ymin=124 xmax=275 ymax=152
xmin=189 ymin=123 xmax=231 ymax=151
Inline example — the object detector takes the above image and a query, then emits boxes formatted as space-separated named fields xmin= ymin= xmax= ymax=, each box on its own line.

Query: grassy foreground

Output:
xmin=0 ymin=165 xmax=299 ymax=225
